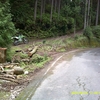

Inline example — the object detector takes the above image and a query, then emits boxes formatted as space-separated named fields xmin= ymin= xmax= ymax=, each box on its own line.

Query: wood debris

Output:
xmin=0 ymin=46 xmax=38 ymax=84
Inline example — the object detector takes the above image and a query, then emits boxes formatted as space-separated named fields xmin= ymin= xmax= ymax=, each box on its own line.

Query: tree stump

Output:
xmin=0 ymin=47 xmax=7 ymax=63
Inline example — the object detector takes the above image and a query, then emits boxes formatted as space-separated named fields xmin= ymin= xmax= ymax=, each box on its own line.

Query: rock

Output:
xmin=24 ymin=71 xmax=29 ymax=75
xmin=13 ymin=67 xmax=24 ymax=75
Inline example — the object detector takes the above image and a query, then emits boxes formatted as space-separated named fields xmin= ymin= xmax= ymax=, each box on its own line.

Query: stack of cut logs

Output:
xmin=0 ymin=63 xmax=24 ymax=75
xmin=0 ymin=46 xmax=38 ymax=83
xmin=0 ymin=63 xmax=25 ymax=84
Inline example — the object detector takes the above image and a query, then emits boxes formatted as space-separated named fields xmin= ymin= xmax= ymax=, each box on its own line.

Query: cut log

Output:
xmin=3 ymin=69 xmax=14 ymax=75
xmin=28 ymin=46 xmax=38 ymax=57
xmin=4 ymin=65 xmax=14 ymax=69
xmin=0 ymin=65 xmax=4 ymax=71
xmin=0 ymin=47 xmax=7 ymax=63
xmin=2 ymin=67 xmax=24 ymax=75
xmin=3 ymin=74 xmax=16 ymax=79
xmin=13 ymin=67 xmax=24 ymax=75
xmin=0 ymin=75 xmax=19 ymax=84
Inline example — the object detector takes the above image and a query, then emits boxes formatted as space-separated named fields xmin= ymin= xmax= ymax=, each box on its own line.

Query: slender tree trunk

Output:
xmin=90 ymin=0 xmax=92 ymax=26
xmin=96 ymin=0 xmax=100 ymax=26
xmin=54 ymin=0 xmax=57 ymax=12
xmin=43 ymin=0 xmax=45 ymax=14
xmin=87 ymin=0 xmax=90 ymax=26
xmin=74 ymin=19 xmax=76 ymax=36
xmin=58 ymin=0 xmax=61 ymax=20
xmin=40 ymin=0 xmax=43 ymax=20
xmin=34 ymin=0 xmax=38 ymax=21
xmin=74 ymin=1 xmax=76 ymax=35
xmin=50 ymin=0 xmax=54 ymax=22
xmin=84 ymin=0 xmax=88 ymax=29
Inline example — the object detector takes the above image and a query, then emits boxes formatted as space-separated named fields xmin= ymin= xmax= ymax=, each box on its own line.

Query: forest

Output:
xmin=0 ymin=0 xmax=100 ymax=56
xmin=10 ymin=0 xmax=100 ymax=38
xmin=0 ymin=1 xmax=100 ymax=99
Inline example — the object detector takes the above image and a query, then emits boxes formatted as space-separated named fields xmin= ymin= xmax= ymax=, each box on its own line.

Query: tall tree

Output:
xmin=50 ymin=0 xmax=54 ymax=22
xmin=54 ymin=0 xmax=57 ymax=12
xmin=0 ymin=1 xmax=16 ymax=48
xmin=58 ymin=0 xmax=61 ymax=20
xmin=96 ymin=0 xmax=100 ymax=25
xmin=87 ymin=0 xmax=90 ymax=26
xmin=40 ymin=0 xmax=43 ymax=20
xmin=89 ymin=0 xmax=93 ymax=26
xmin=43 ymin=0 xmax=45 ymax=14
xmin=34 ymin=0 xmax=38 ymax=21
xmin=84 ymin=0 xmax=88 ymax=29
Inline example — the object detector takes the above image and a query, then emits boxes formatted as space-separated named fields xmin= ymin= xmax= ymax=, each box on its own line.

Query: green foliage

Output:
xmin=10 ymin=0 xmax=34 ymax=29
xmin=83 ymin=26 xmax=100 ymax=42
xmin=30 ymin=54 xmax=50 ymax=68
xmin=0 ymin=1 xmax=16 ymax=61
xmin=0 ymin=1 xmax=16 ymax=48
xmin=31 ymin=55 xmax=46 ymax=63
xmin=83 ymin=27 xmax=93 ymax=39
xmin=65 ymin=34 xmax=100 ymax=48
xmin=61 ymin=5 xmax=72 ymax=17
xmin=9 ymin=0 xmax=85 ymax=38
xmin=8 ymin=0 xmax=98 ymax=39
xmin=0 ymin=91 xmax=10 ymax=100
xmin=74 ymin=34 xmax=83 ymax=40
xmin=37 ymin=31 xmax=52 ymax=38
xmin=92 ymin=25 xmax=100 ymax=39
xmin=57 ymin=17 xmax=68 ymax=34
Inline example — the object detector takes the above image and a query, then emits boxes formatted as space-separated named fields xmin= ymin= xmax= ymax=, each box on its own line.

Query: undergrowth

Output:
xmin=11 ymin=33 xmax=100 ymax=75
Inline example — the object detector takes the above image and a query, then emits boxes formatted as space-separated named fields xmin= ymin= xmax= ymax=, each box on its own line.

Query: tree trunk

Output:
xmin=43 ymin=0 xmax=45 ymax=14
xmin=58 ymin=0 xmax=61 ymax=20
xmin=87 ymin=0 xmax=90 ymax=26
xmin=84 ymin=0 xmax=88 ymax=29
xmin=0 ymin=48 xmax=7 ymax=63
xmin=40 ymin=0 xmax=43 ymax=20
xmin=74 ymin=19 xmax=76 ymax=36
xmin=50 ymin=0 xmax=54 ymax=22
xmin=28 ymin=46 xmax=38 ymax=57
xmin=34 ymin=0 xmax=38 ymax=21
xmin=96 ymin=0 xmax=100 ymax=26
xmin=90 ymin=0 xmax=92 ymax=26
xmin=0 ymin=75 xmax=20 ymax=84
xmin=54 ymin=0 xmax=57 ymax=12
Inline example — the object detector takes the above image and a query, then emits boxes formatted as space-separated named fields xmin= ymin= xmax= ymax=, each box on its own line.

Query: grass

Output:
xmin=9 ymin=34 xmax=100 ymax=76
xmin=0 ymin=91 xmax=10 ymax=100
xmin=2 ymin=33 xmax=100 ymax=100
xmin=34 ymin=56 xmax=51 ymax=68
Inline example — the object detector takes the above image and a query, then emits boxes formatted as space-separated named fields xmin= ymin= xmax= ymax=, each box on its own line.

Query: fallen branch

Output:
xmin=28 ymin=46 xmax=38 ymax=57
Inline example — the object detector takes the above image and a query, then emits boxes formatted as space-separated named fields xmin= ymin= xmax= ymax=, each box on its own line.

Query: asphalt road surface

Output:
xmin=16 ymin=48 xmax=100 ymax=100
xmin=31 ymin=48 xmax=100 ymax=100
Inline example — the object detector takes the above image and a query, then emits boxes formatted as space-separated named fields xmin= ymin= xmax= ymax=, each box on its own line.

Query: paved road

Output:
xmin=16 ymin=48 xmax=100 ymax=100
